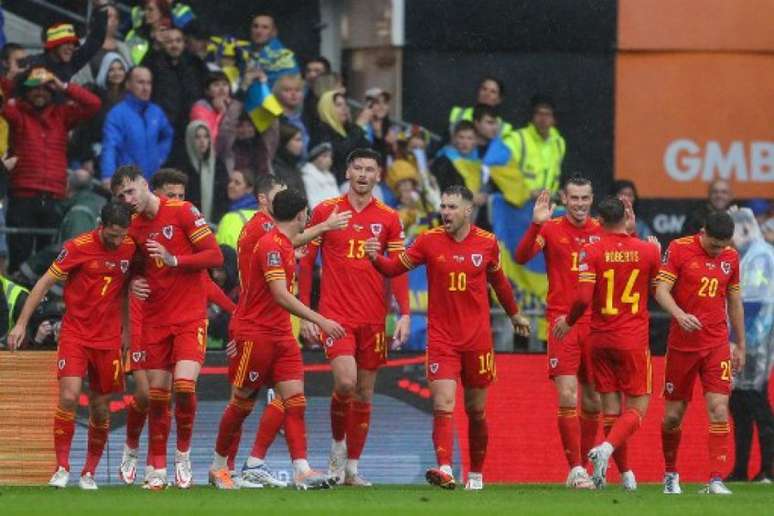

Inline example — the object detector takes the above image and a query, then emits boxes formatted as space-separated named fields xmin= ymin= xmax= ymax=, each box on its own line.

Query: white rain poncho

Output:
xmin=730 ymin=208 xmax=774 ymax=391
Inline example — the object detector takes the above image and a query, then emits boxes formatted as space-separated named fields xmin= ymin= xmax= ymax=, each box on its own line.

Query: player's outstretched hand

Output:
xmin=511 ymin=314 xmax=531 ymax=337
xmin=552 ymin=315 xmax=571 ymax=340
xmin=675 ymin=311 xmax=702 ymax=332
xmin=392 ymin=314 xmax=411 ymax=349
xmin=532 ymin=190 xmax=555 ymax=224
xmin=146 ymin=240 xmax=177 ymax=267
xmin=731 ymin=342 xmax=746 ymax=373
xmin=324 ymin=206 xmax=352 ymax=231
xmin=300 ymin=320 xmax=321 ymax=344
xmin=130 ymin=277 xmax=151 ymax=300
xmin=319 ymin=318 xmax=346 ymax=340
xmin=7 ymin=323 xmax=26 ymax=351
xmin=363 ymin=237 xmax=381 ymax=260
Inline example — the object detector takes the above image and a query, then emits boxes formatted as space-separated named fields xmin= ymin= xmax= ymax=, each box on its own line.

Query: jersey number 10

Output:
xmin=601 ymin=269 xmax=641 ymax=315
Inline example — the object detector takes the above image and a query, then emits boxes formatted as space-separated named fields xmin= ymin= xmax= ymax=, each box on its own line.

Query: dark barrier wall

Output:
xmin=403 ymin=0 xmax=617 ymax=193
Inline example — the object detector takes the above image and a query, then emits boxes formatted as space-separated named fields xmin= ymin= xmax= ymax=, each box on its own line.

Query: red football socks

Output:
xmin=605 ymin=408 xmax=641 ymax=450
xmin=174 ymin=379 xmax=197 ymax=453
xmin=433 ymin=410 xmax=454 ymax=467
xmin=557 ymin=407 xmax=581 ymax=468
xmin=82 ymin=418 xmax=109 ymax=476
xmin=708 ymin=422 xmax=730 ymax=479
xmin=347 ymin=401 xmax=372 ymax=460
xmin=215 ymin=395 xmax=254 ymax=458
xmin=330 ymin=391 xmax=352 ymax=442
xmin=661 ymin=425 xmax=682 ymax=473
xmin=148 ymin=388 xmax=171 ymax=469
xmin=53 ymin=406 xmax=76 ymax=471
xmin=603 ymin=414 xmax=629 ymax=472
xmin=467 ymin=409 xmax=488 ymax=473
xmin=283 ymin=394 xmax=308 ymax=461
xmin=580 ymin=410 xmax=601 ymax=464
xmin=250 ymin=397 xmax=285 ymax=460
xmin=125 ymin=397 xmax=148 ymax=450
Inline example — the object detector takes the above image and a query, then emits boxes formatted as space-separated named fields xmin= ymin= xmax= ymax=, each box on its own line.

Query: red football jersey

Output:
xmin=303 ymin=195 xmax=406 ymax=325
xmin=236 ymin=210 xmax=275 ymax=288
xmin=517 ymin=216 xmax=603 ymax=319
xmin=128 ymin=198 xmax=216 ymax=326
xmin=49 ymin=229 xmax=136 ymax=348
xmin=393 ymin=226 xmax=504 ymax=351
xmin=577 ymin=233 xmax=661 ymax=349
xmin=657 ymin=234 xmax=740 ymax=352
xmin=231 ymin=229 xmax=295 ymax=339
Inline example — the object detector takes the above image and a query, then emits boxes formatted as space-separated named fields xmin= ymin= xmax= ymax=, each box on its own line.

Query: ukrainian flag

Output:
xmin=244 ymin=80 xmax=283 ymax=133
xmin=435 ymin=145 xmax=482 ymax=193
xmin=484 ymin=138 xmax=548 ymax=339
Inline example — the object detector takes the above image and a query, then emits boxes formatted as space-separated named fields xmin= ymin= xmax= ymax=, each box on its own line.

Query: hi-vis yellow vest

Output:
xmin=448 ymin=106 xmax=513 ymax=138
xmin=505 ymin=123 xmax=566 ymax=194
xmin=0 ymin=276 xmax=28 ymax=328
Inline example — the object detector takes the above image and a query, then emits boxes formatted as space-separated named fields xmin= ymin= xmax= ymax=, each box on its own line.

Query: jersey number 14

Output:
xmin=601 ymin=269 xmax=641 ymax=315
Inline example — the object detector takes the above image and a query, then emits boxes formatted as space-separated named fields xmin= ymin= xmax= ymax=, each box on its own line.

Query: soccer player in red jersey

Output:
xmin=364 ymin=185 xmax=531 ymax=490
xmin=553 ymin=197 xmax=661 ymax=490
xmin=298 ymin=148 xmax=411 ymax=486
xmin=514 ymin=179 xmax=603 ymax=488
xmin=111 ymin=165 xmax=223 ymax=490
xmin=8 ymin=202 xmax=136 ymax=490
xmin=210 ymin=188 xmax=345 ymax=490
xmin=654 ymin=211 xmax=745 ymax=495
xmin=119 ymin=169 xmax=236 ymax=486
xmin=222 ymin=175 xmax=351 ymax=487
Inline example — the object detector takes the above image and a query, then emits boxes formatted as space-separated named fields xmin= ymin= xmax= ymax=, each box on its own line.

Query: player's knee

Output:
xmin=557 ymin=386 xmax=576 ymax=406
xmin=90 ymin=403 xmax=109 ymax=423
xmin=433 ymin=393 xmax=455 ymax=412
xmin=58 ymin=392 xmax=78 ymax=412
xmin=662 ymin=412 xmax=683 ymax=431
xmin=334 ymin=379 xmax=357 ymax=397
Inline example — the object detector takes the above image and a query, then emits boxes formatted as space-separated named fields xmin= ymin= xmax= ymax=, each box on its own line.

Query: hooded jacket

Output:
xmin=183 ymin=120 xmax=229 ymax=222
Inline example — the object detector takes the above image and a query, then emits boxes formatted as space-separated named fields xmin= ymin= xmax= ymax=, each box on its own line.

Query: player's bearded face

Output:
xmin=101 ymin=225 xmax=129 ymax=250
xmin=440 ymin=194 xmax=469 ymax=233
xmin=561 ymin=184 xmax=593 ymax=224
xmin=347 ymin=158 xmax=380 ymax=195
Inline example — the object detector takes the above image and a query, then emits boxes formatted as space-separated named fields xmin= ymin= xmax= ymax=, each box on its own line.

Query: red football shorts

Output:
xmin=57 ymin=338 xmax=124 ymax=394
xmin=142 ymin=319 xmax=208 ymax=370
xmin=229 ymin=336 xmax=303 ymax=390
xmin=124 ymin=325 xmax=147 ymax=373
xmin=591 ymin=345 xmax=652 ymax=396
xmin=426 ymin=344 xmax=496 ymax=389
xmin=321 ymin=323 xmax=387 ymax=370
xmin=546 ymin=317 xmax=592 ymax=384
xmin=664 ymin=345 xmax=732 ymax=401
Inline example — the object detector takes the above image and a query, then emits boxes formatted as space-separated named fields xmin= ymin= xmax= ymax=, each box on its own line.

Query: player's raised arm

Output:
xmin=365 ymin=236 xmax=423 ymax=278
xmin=291 ymin=205 xmax=352 ymax=248
xmin=514 ymin=189 xmax=554 ymax=264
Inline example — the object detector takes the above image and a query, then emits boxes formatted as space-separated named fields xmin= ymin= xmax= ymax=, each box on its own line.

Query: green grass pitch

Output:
xmin=1 ymin=484 xmax=772 ymax=516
